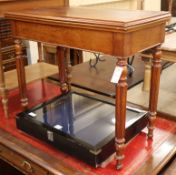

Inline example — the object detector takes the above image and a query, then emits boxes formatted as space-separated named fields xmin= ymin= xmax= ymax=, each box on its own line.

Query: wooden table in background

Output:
xmin=5 ymin=7 xmax=170 ymax=169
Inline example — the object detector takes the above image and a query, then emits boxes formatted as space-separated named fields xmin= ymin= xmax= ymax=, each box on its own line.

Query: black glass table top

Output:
xmin=22 ymin=92 xmax=147 ymax=150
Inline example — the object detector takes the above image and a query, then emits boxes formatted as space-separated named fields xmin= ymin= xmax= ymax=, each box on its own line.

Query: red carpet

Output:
xmin=0 ymin=80 xmax=176 ymax=175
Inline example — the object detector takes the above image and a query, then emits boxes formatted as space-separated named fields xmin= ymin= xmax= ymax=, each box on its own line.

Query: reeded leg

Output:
xmin=148 ymin=46 xmax=162 ymax=138
xmin=37 ymin=42 xmax=43 ymax=62
xmin=57 ymin=46 xmax=71 ymax=93
xmin=115 ymin=57 xmax=128 ymax=170
xmin=15 ymin=39 xmax=28 ymax=108
xmin=0 ymin=42 xmax=9 ymax=118
xmin=70 ymin=49 xmax=83 ymax=65
xmin=65 ymin=48 xmax=72 ymax=91
xmin=37 ymin=42 xmax=45 ymax=98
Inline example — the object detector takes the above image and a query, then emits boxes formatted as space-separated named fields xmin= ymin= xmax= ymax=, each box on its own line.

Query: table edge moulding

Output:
xmin=5 ymin=7 xmax=170 ymax=170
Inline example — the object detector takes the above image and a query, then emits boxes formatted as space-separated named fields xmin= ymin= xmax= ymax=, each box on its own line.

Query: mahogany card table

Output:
xmin=5 ymin=7 xmax=170 ymax=169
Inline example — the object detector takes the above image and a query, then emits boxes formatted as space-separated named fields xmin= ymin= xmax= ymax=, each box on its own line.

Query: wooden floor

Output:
xmin=0 ymin=79 xmax=175 ymax=175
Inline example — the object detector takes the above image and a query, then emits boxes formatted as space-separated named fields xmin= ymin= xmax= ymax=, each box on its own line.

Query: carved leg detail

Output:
xmin=37 ymin=42 xmax=43 ymax=62
xmin=148 ymin=111 xmax=156 ymax=138
xmin=57 ymin=47 xmax=70 ymax=93
xmin=148 ymin=46 xmax=162 ymax=138
xmin=15 ymin=39 xmax=28 ymax=108
xmin=115 ymin=57 xmax=128 ymax=170
xmin=115 ymin=138 xmax=125 ymax=169
xmin=66 ymin=48 xmax=72 ymax=91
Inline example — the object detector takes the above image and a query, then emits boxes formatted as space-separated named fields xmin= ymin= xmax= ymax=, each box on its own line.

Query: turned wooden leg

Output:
xmin=65 ymin=48 xmax=72 ymax=91
xmin=57 ymin=46 xmax=70 ymax=93
xmin=70 ymin=49 xmax=83 ymax=65
xmin=15 ymin=39 xmax=28 ymax=108
xmin=148 ymin=46 xmax=162 ymax=138
xmin=0 ymin=42 xmax=9 ymax=118
xmin=37 ymin=42 xmax=43 ymax=62
xmin=115 ymin=57 xmax=128 ymax=170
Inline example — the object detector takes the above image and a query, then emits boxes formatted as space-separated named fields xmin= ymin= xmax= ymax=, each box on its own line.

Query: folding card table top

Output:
xmin=5 ymin=7 xmax=170 ymax=170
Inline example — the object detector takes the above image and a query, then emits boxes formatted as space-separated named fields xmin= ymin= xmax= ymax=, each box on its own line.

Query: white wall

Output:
xmin=70 ymin=0 xmax=161 ymax=10
xmin=144 ymin=0 xmax=161 ymax=11
xmin=70 ymin=0 xmax=141 ymax=10
xmin=70 ymin=0 xmax=119 ymax=6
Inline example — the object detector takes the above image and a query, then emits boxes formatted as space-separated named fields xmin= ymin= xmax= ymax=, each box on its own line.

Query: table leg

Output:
xmin=0 ymin=42 xmax=9 ymax=118
xmin=57 ymin=46 xmax=69 ymax=93
xmin=37 ymin=42 xmax=43 ymax=62
xmin=148 ymin=46 xmax=161 ymax=138
xmin=65 ymin=48 xmax=72 ymax=91
xmin=115 ymin=57 xmax=128 ymax=170
xmin=15 ymin=39 xmax=28 ymax=108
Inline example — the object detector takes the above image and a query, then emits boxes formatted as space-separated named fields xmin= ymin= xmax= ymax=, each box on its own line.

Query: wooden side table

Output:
xmin=5 ymin=7 xmax=170 ymax=169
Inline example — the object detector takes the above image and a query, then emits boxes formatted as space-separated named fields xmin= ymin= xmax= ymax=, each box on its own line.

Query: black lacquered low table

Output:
xmin=16 ymin=92 xmax=148 ymax=167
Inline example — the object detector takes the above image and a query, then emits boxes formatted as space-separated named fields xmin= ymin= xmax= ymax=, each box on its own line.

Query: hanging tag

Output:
xmin=111 ymin=66 xmax=123 ymax=84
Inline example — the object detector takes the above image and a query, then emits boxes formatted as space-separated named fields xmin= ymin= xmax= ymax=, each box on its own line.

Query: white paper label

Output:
xmin=111 ymin=66 xmax=123 ymax=84
xmin=54 ymin=124 xmax=63 ymax=130
xmin=28 ymin=112 xmax=37 ymax=117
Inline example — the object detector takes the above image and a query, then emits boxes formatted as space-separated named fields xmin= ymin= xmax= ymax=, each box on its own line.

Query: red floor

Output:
xmin=0 ymin=80 xmax=176 ymax=175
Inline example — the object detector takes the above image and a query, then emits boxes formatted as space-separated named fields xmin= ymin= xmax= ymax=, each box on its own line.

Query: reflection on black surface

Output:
xmin=42 ymin=94 xmax=74 ymax=134
xmin=27 ymin=93 xmax=145 ymax=148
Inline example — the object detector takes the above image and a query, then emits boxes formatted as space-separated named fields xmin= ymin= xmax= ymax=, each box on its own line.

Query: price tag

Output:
xmin=54 ymin=124 xmax=63 ymax=130
xmin=111 ymin=66 xmax=123 ymax=84
xmin=28 ymin=112 xmax=37 ymax=117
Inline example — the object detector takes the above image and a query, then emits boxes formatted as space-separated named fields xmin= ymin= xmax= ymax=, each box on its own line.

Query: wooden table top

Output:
xmin=5 ymin=7 xmax=170 ymax=31
xmin=5 ymin=7 xmax=170 ymax=56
